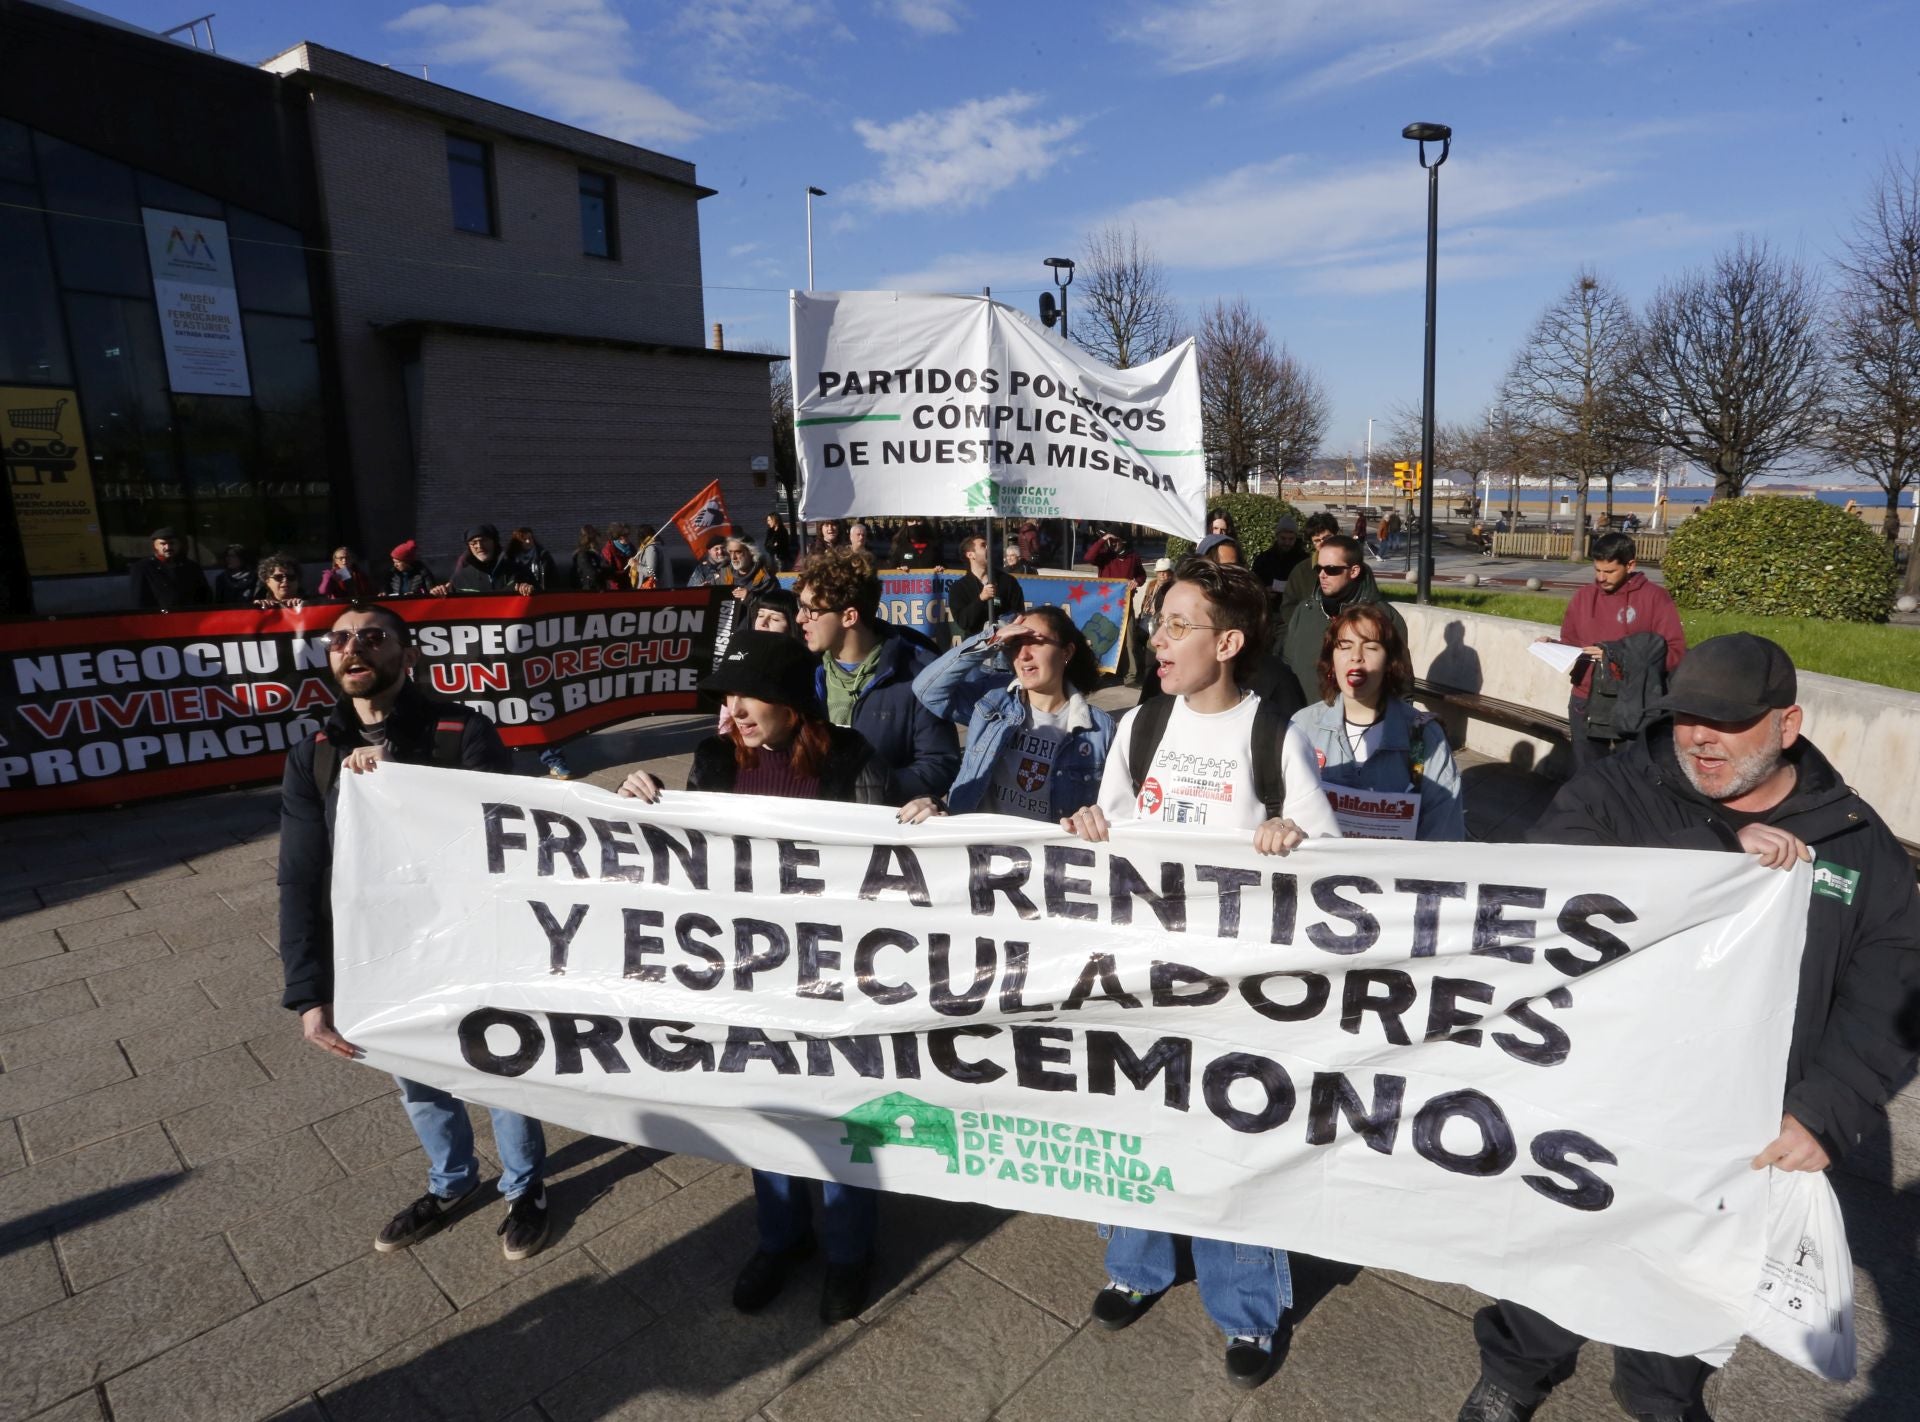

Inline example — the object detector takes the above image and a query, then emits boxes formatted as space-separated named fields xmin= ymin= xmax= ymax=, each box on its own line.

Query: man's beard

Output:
xmin=334 ymin=661 xmax=403 ymax=700
xmin=1676 ymin=726 xmax=1785 ymax=802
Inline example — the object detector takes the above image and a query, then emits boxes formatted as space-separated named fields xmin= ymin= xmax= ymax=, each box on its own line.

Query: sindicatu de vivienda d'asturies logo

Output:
xmin=837 ymin=1092 xmax=1176 ymax=1203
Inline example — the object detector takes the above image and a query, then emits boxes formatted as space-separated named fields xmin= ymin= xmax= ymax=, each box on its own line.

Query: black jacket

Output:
xmin=1530 ymin=724 xmax=1920 ymax=1161
xmin=572 ymin=547 xmax=609 ymax=591
xmin=1252 ymin=540 xmax=1307 ymax=593
xmin=1583 ymin=630 xmax=1671 ymax=742
xmin=277 ymin=683 xmax=511 ymax=1013
xmin=450 ymin=552 xmax=518 ymax=595
xmin=384 ymin=564 xmax=439 ymax=598
xmin=812 ymin=624 xmax=959 ymax=806
xmin=130 ymin=556 xmax=211 ymax=611
xmin=213 ymin=568 xmax=262 ymax=604
xmin=947 ymin=570 xmax=1025 ymax=638
xmin=686 ymin=724 xmax=890 ymax=805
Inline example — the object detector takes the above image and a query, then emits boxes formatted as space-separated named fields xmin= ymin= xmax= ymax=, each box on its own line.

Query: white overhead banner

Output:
xmin=141 ymin=207 xmax=252 ymax=397
xmin=789 ymin=291 xmax=1206 ymax=541
xmin=334 ymin=765 xmax=1810 ymax=1358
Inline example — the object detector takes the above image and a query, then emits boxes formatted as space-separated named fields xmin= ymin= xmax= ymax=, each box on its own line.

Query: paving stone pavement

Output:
xmin=0 ymin=714 xmax=1914 ymax=1422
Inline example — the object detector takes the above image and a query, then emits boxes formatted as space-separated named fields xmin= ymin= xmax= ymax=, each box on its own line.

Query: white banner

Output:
xmin=789 ymin=291 xmax=1205 ymax=540
xmin=142 ymin=208 xmax=252 ymax=397
xmin=334 ymin=765 xmax=1811 ymax=1356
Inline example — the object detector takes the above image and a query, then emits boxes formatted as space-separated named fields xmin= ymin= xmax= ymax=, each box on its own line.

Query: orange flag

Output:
xmin=669 ymin=480 xmax=732 ymax=560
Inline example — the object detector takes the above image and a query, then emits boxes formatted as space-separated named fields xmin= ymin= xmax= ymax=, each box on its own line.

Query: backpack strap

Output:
xmin=1250 ymin=696 xmax=1289 ymax=820
xmin=1127 ymin=694 xmax=1177 ymax=797
xmin=432 ymin=718 xmax=467 ymax=767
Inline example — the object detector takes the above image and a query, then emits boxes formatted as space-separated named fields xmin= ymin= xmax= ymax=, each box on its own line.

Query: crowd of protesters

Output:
xmin=272 ymin=484 xmax=1918 ymax=1420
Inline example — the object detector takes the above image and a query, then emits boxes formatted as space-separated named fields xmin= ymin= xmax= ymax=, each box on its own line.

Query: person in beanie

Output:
xmin=1252 ymin=516 xmax=1307 ymax=592
xmin=617 ymin=632 xmax=888 ymax=1321
xmin=385 ymin=540 xmax=439 ymax=597
xmin=1457 ymin=633 xmax=1920 ymax=1422
xmin=445 ymin=524 xmax=520 ymax=595
xmin=128 ymin=527 xmax=211 ymax=610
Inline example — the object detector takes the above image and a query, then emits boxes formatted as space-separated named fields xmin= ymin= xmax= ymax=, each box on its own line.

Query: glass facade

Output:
xmin=0 ymin=116 xmax=334 ymax=575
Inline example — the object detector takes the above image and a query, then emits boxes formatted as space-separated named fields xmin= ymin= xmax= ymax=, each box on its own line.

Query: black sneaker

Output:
xmin=820 ymin=1256 xmax=872 ymax=1324
xmin=1225 ymin=1335 xmax=1276 ymax=1390
xmin=1458 ymin=1373 xmax=1537 ymax=1422
xmin=1090 ymin=1282 xmax=1152 ymax=1330
xmin=375 ymin=1187 xmax=476 ymax=1252
xmin=732 ymin=1238 xmax=815 ymax=1313
xmin=497 ymin=1188 xmax=550 ymax=1261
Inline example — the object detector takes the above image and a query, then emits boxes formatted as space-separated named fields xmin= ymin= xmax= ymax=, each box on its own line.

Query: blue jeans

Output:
xmin=396 ymin=1076 xmax=546 ymax=1200
xmin=1101 ymin=1226 xmax=1292 ymax=1340
xmin=753 ymin=1171 xmax=877 ymax=1266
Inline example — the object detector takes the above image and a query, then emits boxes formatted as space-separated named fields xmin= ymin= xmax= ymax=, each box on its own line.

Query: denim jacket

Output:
xmin=912 ymin=630 xmax=1116 ymax=819
xmin=1289 ymin=696 xmax=1467 ymax=841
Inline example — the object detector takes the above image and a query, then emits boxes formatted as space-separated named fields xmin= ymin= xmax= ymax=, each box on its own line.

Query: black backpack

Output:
xmin=1127 ymin=694 xmax=1290 ymax=820
xmin=311 ymin=718 xmax=467 ymax=798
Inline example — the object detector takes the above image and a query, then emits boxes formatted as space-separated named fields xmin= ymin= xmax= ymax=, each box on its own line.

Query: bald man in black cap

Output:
xmin=1458 ymin=634 xmax=1920 ymax=1422
xmin=128 ymin=527 xmax=211 ymax=610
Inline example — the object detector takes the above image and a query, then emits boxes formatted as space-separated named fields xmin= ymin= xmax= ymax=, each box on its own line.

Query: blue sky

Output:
xmin=89 ymin=0 xmax=1920 ymax=468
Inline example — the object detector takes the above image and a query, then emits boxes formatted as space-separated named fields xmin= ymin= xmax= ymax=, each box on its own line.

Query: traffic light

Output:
xmin=1392 ymin=460 xmax=1423 ymax=492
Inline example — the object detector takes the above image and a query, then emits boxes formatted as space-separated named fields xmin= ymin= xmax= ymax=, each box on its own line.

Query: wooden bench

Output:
xmin=1413 ymin=679 xmax=1569 ymax=741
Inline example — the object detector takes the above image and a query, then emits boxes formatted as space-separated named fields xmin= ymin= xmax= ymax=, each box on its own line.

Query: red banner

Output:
xmin=0 ymin=591 xmax=713 ymax=814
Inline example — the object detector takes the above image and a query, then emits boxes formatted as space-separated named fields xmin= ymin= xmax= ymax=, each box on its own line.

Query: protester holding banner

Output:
xmin=317 ymin=546 xmax=373 ymax=603
xmin=1459 ymin=634 xmax=1920 ymax=1422
xmin=903 ymin=606 xmax=1114 ymax=824
xmin=384 ymin=541 xmax=439 ymax=597
xmin=616 ymin=631 xmax=887 ymax=1319
xmin=446 ymin=525 xmax=522 ymax=595
xmin=947 ymin=534 xmax=1025 ymax=638
xmin=572 ymin=526 xmax=611 ymax=591
xmin=277 ymin=602 xmax=552 ymax=1265
xmin=1062 ymin=557 xmax=1337 ymax=1390
xmin=794 ymin=548 xmax=959 ymax=807
xmin=890 ymin=518 xmax=943 ymax=570
xmin=256 ymin=553 xmax=307 ymax=610
xmin=629 ymin=524 xmax=663 ymax=589
xmin=128 ymin=527 xmax=211 ymax=610
xmin=507 ymin=528 xmax=559 ymax=594
xmin=1291 ymin=604 xmax=1465 ymax=842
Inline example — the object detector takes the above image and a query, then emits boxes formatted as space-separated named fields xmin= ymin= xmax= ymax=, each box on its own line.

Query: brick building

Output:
xmin=259 ymin=44 xmax=775 ymax=581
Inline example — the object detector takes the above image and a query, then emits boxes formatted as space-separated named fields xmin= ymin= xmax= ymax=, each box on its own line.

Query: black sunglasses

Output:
xmin=1315 ymin=563 xmax=1355 ymax=575
xmin=325 ymin=628 xmax=397 ymax=651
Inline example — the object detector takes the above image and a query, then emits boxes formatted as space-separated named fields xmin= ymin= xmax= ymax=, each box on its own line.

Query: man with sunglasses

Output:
xmin=277 ymin=603 xmax=552 ymax=1262
xmin=1280 ymin=534 xmax=1406 ymax=706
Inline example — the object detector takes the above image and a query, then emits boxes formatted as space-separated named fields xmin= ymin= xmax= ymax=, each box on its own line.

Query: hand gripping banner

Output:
xmin=0 ymin=592 xmax=712 ymax=813
xmin=334 ymin=765 xmax=1812 ymax=1357
xmin=790 ymin=291 xmax=1206 ymax=541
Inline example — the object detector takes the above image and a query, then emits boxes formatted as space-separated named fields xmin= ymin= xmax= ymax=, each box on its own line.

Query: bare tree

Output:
xmin=1502 ymin=269 xmax=1642 ymax=552
xmin=1628 ymin=239 xmax=1827 ymax=502
xmin=1832 ymin=158 xmax=1920 ymax=586
xmin=1075 ymin=223 xmax=1182 ymax=369
xmin=1195 ymin=299 xmax=1330 ymax=493
xmin=741 ymin=342 xmax=797 ymax=511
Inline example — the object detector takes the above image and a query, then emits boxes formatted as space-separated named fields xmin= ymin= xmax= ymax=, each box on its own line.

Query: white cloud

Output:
xmin=880 ymin=0 xmax=966 ymax=34
xmin=675 ymin=0 xmax=844 ymax=49
xmin=390 ymin=0 xmax=705 ymax=145
xmin=872 ymin=246 xmax=1054 ymax=292
xmin=848 ymin=92 xmax=1082 ymax=212
xmin=1117 ymin=0 xmax=1640 ymax=94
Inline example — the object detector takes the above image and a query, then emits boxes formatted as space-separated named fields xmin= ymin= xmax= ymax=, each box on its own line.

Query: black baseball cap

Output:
xmin=705 ymin=632 xmax=823 ymax=717
xmin=1650 ymin=633 xmax=1797 ymax=723
xmin=465 ymin=523 xmax=499 ymax=543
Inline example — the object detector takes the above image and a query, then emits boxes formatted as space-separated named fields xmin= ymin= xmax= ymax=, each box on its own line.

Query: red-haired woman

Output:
xmin=618 ymin=632 xmax=889 ymax=1322
xmin=1289 ymin=603 xmax=1466 ymax=840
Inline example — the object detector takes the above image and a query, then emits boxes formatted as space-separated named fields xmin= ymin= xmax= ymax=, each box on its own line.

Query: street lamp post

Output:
xmin=1040 ymin=257 xmax=1075 ymax=340
xmin=805 ymin=186 xmax=827 ymax=290
xmin=1403 ymin=121 xmax=1450 ymax=604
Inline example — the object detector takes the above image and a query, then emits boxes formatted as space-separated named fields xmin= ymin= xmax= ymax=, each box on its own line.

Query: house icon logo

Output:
xmin=837 ymin=1092 xmax=960 ymax=1173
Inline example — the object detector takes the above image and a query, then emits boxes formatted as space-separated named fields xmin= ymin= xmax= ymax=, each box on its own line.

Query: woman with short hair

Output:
xmin=1289 ymin=603 xmax=1465 ymax=841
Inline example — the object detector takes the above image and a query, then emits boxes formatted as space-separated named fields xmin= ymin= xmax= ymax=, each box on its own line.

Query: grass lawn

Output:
xmin=1379 ymin=585 xmax=1920 ymax=693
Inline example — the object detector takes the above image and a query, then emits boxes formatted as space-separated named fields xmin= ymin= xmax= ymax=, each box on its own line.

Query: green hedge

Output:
xmin=1664 ymin=496 xmax=1896 ymax=623
xmin=1166 ymin=493 xmax=1304 ymax=561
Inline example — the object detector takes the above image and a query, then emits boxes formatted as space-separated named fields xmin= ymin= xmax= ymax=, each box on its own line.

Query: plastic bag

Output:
xmin=1744 ymin=1167 xmax=1857 ymax=1381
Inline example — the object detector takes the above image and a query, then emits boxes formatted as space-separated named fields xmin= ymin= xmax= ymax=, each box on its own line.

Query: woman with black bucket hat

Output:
xmin=617 ymin=631 xmax=889 ymax=1321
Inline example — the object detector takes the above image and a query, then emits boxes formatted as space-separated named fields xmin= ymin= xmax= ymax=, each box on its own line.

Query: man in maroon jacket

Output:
xmin=1553 ymin=531 xmax=1685 ymax=768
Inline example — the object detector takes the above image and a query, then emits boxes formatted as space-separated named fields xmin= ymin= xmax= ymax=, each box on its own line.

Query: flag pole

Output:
xmin=983 ymin=286 xmax=999 ymax=625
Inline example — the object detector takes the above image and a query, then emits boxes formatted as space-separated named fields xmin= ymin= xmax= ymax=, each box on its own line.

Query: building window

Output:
xmin=447 ymin=135 xmax=495 ymax=235
xmin=579 ymin=170 xmax=616 ymax=258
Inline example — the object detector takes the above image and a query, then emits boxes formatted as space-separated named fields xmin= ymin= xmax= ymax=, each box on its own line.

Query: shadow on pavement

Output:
xmin=0 ymin=1173 xmax=182 ymax=1258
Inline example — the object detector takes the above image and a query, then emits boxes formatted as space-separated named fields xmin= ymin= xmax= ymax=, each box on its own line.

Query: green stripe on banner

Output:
xmin=1132 ymin=448 xmax=1203 ymax=457
xmin=796 ymin=413 xmax=902 ymax=426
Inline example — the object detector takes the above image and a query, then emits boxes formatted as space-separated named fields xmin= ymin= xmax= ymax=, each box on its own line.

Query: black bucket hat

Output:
xmin=706 ymin=632 xmax=824 ymax=717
